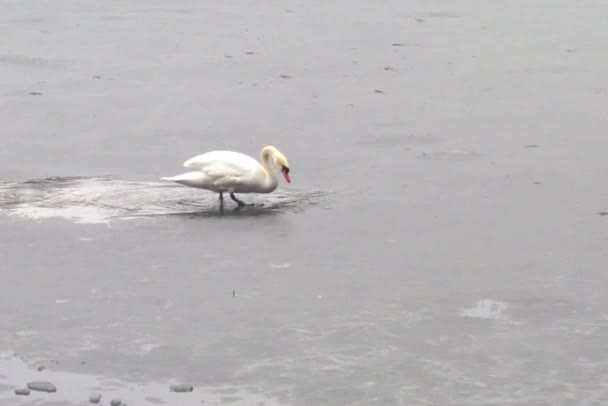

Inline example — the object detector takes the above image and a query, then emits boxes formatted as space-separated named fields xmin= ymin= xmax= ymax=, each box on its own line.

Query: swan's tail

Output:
xmin=161 ymin=172 xmax=208 ymax=188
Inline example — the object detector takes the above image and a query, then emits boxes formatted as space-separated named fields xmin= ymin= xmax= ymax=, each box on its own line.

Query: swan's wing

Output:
xmin=183 ymin=151 xmax=262 ymax=173
xmin=183 ymin=151 xmax=265 ymax=190
xmin=203 ymin=163 xmax=247 ymax=188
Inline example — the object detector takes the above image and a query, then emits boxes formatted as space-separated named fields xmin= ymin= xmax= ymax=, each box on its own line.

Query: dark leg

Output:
xmin=219 ymin=192 xmax=224 ymax=214
xmin=230 ymin=192 xmax=247 ymax=208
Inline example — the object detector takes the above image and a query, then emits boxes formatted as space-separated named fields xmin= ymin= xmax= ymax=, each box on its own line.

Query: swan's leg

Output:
xmin=230 ymin=192 xmax=247 ymax=208
xmin=219 ymin=192 xmax=225 ymax=213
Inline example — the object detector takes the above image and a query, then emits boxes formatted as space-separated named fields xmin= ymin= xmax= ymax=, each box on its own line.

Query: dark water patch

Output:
xmin=100 ymin=15 xmax=132 ymax=21
xmin=0 ymin=55 xmax=47 ymax=67
xmin=508 ymin=66 xmax=588 ymax=74
xmin=7 ymin=17 xmax=48 ymax=24
xmin=133 ymin=7 xmax=213 ymax=15
xmin=356 ymin=133 xmax=438 ymax=148
xmin=390 ymin=42 xmax=421 ymax=47
xmin=0 ymin=55 xmax=67 ymax=71
xmin=418 ymin=149 xmax=479 ymax=161
xmin=405 ymin=11 xmax=460 ymax=19
xmin=0 ymin=177 xmax=327 ymax=224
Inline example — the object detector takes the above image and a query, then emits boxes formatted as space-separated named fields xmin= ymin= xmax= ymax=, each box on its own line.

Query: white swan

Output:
xmin=162 ymin=145 xmax=291 ymax=209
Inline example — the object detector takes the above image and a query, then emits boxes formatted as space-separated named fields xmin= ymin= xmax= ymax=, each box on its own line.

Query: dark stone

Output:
xmin=37 ymin=365 xmax=46 ymax=371
xmin=27 ymin=381 xmax=56 ymax=392
xmin=110 ymin=399 xmax=122 ymax=406
xmin=15 ymin=388 xmax=30 ymax=396
xmin=170 ymin=384 xmax=194 ymax=393
xmin=89 ymin=393 xmax=102 ymax=403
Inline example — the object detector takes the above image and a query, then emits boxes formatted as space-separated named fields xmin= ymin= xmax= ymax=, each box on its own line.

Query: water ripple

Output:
xmin=0 ymin=176 xmax=328 ymax=224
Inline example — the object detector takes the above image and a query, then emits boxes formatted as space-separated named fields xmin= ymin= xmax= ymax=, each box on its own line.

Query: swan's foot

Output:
xmin=230 ymin=192 xmax=251 ymax=208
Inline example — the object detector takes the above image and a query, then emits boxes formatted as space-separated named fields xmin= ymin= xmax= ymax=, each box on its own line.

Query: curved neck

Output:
xmin=259 ymin=146 xmax=279 ymax=192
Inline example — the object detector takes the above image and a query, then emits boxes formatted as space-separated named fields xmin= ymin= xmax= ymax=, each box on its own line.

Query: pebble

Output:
xmin=37 ymin=365 xmax=46 ymax=371
xmin=110 ymin=399 xmax=122 ymax=406
xmin=89 ymin=393 xmax=102 ymax=403
xmin=27 ymin=381 xmax=57 ymax=392
xmin=170 ymin=384 xmax=194 ymax=393
xmin=15 ymin=388 xmax=30 ymax=396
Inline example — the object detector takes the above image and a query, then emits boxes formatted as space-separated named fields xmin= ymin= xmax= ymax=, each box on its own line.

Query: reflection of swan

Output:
xmin=162 ymin=146 xmax=291 ymax=210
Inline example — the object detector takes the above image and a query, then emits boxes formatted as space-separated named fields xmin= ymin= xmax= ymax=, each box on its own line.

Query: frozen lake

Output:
xmin=2 ymin=1 xmax=608 ymax=404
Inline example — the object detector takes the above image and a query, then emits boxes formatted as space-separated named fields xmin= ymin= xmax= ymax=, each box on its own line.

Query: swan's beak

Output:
xmin=281 ymin=167 xmax=291 ymax=183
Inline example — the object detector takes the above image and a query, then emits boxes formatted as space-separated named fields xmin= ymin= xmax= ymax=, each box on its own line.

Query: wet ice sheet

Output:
xmin=2 ymin=0 xmax=608 ymax=404
xmin=0 ymin=177 xmax=327 ymax=224
xmin=0 ymin=351 xmax=283 ymax=406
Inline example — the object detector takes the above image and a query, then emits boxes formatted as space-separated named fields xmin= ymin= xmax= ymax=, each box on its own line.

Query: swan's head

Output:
xmin=276 ymin=155 xmax=291 ymax=183
xmin=263 ymin=145 xmax=291 ymax=183
xmin=281 ymin=165 xmax=291 ymax=183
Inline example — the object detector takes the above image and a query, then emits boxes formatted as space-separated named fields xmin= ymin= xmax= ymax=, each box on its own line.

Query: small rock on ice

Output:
xmin=170 ymin=384 xmax=194 ymax=392
xmin=27 ymin=381 xmax=56 ymax=392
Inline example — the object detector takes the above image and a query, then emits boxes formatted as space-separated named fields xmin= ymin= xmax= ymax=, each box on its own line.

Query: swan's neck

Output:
xmin=260 ymin=146 xmax=279 ymax=192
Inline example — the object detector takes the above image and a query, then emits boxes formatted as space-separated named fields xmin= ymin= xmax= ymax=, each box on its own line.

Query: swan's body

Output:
xmin=162 ymin=145 xmax=291 ymax=210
